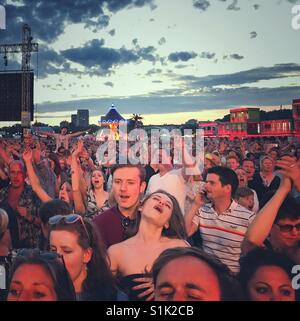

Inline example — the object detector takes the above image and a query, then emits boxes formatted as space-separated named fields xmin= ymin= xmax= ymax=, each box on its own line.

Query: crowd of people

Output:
xmin=0 ymin=125 xmax=300 ymax=301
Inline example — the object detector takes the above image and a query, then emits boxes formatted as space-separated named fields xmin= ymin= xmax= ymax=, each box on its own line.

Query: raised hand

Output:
xmin=22 ymin=148 xmax=33 ymax=163
xmin=73 ymin=140 xmax=84 ymax=157
xmin=276 ymin=156 xmax=300 ymax=192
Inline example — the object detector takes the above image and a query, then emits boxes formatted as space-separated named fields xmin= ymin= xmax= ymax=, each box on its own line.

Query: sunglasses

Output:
xmin=16 ymin=248 xmax=63 ymax=261
xmin=276 ymin=223 xmax=300 ymax=233
xmin=121 ymin=217 xmax=135 ymax=229
xmin=49 ymin=214 xmax=91 ymax=244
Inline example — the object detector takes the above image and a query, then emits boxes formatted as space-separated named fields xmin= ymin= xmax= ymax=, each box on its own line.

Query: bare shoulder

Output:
xmin=107 ymin=242 xmax=123 ymax=257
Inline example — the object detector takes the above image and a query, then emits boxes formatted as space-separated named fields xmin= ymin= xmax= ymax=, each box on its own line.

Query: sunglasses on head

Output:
xmin=16 ymin=248 xmax=63 ymax=260
xmin=276 ymin=223 xmax=300 ymax=233
xmin=49 ymin=214 xmax=91 ymax=244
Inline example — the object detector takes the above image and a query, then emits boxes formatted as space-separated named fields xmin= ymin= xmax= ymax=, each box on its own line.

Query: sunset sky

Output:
xmin=1 ymin=0 xmax=300 ymax=126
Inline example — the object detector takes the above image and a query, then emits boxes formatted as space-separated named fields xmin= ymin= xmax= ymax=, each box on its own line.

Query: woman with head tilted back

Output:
xmin=49 ymin=214 xmax=117 ymax=300
xmin=108 ymin=190 xmax=189 ymax=301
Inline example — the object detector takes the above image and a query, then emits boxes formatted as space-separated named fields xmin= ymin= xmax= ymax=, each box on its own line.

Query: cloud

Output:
xmin=37 ymin=85 xmax=300 ymax=116
xmin=1 ymin=0 xmax=156 ymax=44
xmin=175 ymin=65 xmax=189 ymax=69
xmin=108 ymin=29 xmax=116 ymax=36
xmin=227 ymin=0 xmax=240 ymax=11
xmin=104 ymin=81 xmax=114 ymax=87
xmin=132 ymin=38 xmax=139 ymax=46
xmin=223 ymin=53 xmax=244 ymax=60
xmin=250 ymin=31 xmax=257 ymax=39
xmin=152 ymin=80 xmax=163 ymax=83
xmin=158 ymin=37 xmax=166 ymax=45
xmin=253 ymin=4 xmax=260 ymax=10
xmin=199 ymin=51 xmax=216 ymax=59
xmin=193 ymin=0 xmax=210 ymax=12
xmin=146 ymin=68 xmax=163 ymax=76
xmin=176 ymin=63 xmax=300 ymax=87
xmin=168 ymin=51 xmax=198 ymax=62
xmin=60 ymin=39 xmax=158 ymax=75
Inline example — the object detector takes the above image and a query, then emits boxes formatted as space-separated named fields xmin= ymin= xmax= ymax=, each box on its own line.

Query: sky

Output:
xmin=0 ymin=0 xmax=300 ymax=126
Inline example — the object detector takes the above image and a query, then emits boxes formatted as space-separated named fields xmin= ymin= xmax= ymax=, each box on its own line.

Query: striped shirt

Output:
xmin=193 ymin=200 xmax=255 ymax=273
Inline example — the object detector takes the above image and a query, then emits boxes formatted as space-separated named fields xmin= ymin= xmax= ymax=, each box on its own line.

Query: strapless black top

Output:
xmin=118 ymin=273 xmax=153 ymax=301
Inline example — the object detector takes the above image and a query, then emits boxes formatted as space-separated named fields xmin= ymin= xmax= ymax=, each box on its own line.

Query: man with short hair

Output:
xmin=146 ymin=144 xmax=200 ymax=216
xmin=242 ymin=159 xmax=256 ymax=182
xmin=93 ymin=164 xmax=146 ymax=248
xmin=0 ymin=161 xmax=41 ymax=248
xmin=226 ymin=156 xmax=240 ymax=171
xmin=184 ymin=166 xmax=255 ymax=273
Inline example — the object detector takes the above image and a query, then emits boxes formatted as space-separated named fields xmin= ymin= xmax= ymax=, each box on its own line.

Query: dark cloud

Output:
xmin=158 ymin=37 xmax=166 ymax=45
xmin=108 ymin=29 xmax=116 ymax=36
xmin=250 ymin=31 xmax=257 ymax=39
xmin=193 ymin=0 xmax=210 ymax=12
xmin=146 ymin=68 xmax=162 ymax=76
xmin=223 ymin=53 xmax=244 ymax=60
xmin=230 ymin=53 xmax=244 ymax=60
xmin=1 ymin=0 xmax=156 ymax=44
xmin=177 ymin=63 xmax=300 ymax=87
xmin=132 ymin=38 xmax=139 ymax=46
xmin=175 ymin=65 xmax=188 ymax=69
xmin=37 ymin=85 xmax=300 ymax=117
xmin=168 ymin=51 xmax=198 ymax=62
xmin=60 ymin=39 xmax=157 ymax=75
xmin=253 ymin=4 xmax=260 ymax=10
xmin=152 ymin=80 xmax=162 ymax=83
xmin=199 ymin=52 xmax=216 ymax=59
xmin=227 ymin=0 xmax=240 ymax=11
xmin=104 ymin=81 xmax=114 ymax=87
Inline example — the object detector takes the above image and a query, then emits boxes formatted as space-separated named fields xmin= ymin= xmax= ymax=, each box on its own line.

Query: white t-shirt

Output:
xmin=146 ymin=168 xmax=188 ymax=216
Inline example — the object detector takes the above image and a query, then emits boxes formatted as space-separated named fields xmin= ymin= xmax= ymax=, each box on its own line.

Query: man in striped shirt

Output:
xmin=185 ymin=166 xmax=255 ymax=273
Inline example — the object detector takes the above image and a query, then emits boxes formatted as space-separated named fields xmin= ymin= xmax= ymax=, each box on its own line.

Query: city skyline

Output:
xmin=0 ymin=0 xmax=300 ymax=126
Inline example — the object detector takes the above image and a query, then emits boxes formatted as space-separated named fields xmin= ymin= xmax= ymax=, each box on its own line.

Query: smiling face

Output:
xmin=7 ymin=264 xmax=57 ymax=301
xmin=155 ymin=256 xmax=221 ymax=301
xmin=141 ymin=193 xmax=173 ymax=228
xmin=247 ymin=265 xmax=295 ymax=301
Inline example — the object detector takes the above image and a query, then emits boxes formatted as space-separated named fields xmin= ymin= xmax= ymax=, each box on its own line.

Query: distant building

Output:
xmin=71 ymin=114 xmax=78 ymax=127
xmin=77 ymin=109 xmax=89 ymax=127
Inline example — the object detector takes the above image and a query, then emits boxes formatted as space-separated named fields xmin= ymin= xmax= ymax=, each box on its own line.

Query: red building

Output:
xmin=229 ymin=107 xmax=260 ymax=138
xmin=197 ymin=100 xmax=300 ymax=139
xmin=293 ymin=99 xmax=300 ymax=136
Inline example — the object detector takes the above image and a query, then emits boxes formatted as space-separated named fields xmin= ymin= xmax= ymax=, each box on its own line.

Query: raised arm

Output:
xmin=71 ymin=141 xmax=86 ymax=215
xmin=69 ymin=129 xmax=89 ymax=139
xmin=22 ymin=148 xmax=52 ymax=203
xmin=241 ymin=175 xmax=292 ymax=253
xmin=184 ymin=191 xmax=204 ymax=236
xmin=0 ymin=141 xmax=13 ymax=166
